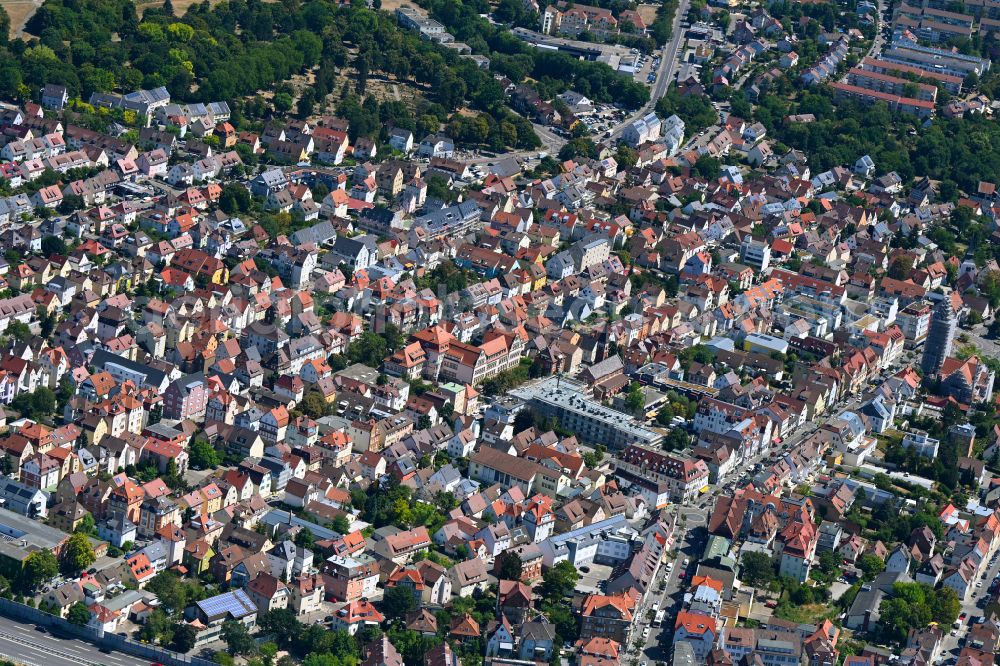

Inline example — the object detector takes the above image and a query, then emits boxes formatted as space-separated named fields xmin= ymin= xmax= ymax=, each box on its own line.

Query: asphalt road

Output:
xmin=610 ymin=0 xmax=692 ymax=142
xmin=0 ymin=616 xmax=151 ymax=666
xmin=844 ymin=0 xmax=887 ymax=83
xmin=961 ymin=326 xmax=1000 ymax=363
xmin=940 ymin=551 xmax=1000 ymax=660
xmin=463 ymin=122 xmax=567 ymax=166
xmin=618 ymin=497 xmax=710 ymax=663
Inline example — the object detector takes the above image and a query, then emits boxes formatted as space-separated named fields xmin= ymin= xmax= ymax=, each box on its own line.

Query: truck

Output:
xmin=652 ymin=610 xmax=666 ymax=627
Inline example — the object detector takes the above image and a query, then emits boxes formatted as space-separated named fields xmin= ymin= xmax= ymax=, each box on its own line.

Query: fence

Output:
xmin=0 ymin=597 xmax=216 ymax=666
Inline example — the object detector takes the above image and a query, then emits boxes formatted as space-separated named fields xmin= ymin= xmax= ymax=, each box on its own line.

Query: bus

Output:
xmin=652 ymin=610 xmax=666 ymax=628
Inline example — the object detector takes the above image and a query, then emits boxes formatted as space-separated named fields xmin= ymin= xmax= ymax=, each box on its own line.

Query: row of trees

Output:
xmin=17 ymin=531 xmax=96 ymax=595
xmin=447 ymin=111 xmax=540 ymax=152
xmin=480 ymin=357 xmax=544 ymax=395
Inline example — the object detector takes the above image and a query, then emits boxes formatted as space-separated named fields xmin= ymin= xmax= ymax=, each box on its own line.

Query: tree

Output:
xmin=513 ymin=409 xmax=537 ymax=434
xmin=274 ymin=92 xmax=294 ymax=114
xmin=426 ymin=174 xmax=455 ymax=203
xmin=346 ymin=332 xmax=389 ymax=367
xmin=259 ymin=608 xmax=303 ymax=649
xmin=0 ymin=6 xmax=9 ymax=47
xmin=213 ymin=652 xmax=235 ymax=666
xmin=888 ymin=255 xmax=915 ymax=280
xmin=331 ymin=515 xmax=351 ymax=534
xmin=222 ymin=619 xmax=258 ymax=656
xmin=58 ymin=195 xmax=85 ymax=215
xmin=293 ymin=527 xmax=315 ymax=550
xmin=624 ymin=382 xmax=645 ymax=415
xmin=297 ymin=88 xmax=317 ymax=119
xmin=382 ymin=584 xmax=417 ymax=620
xmin=662 ymin=428 xmax=690 ymax=451
xmin=878 ymin=582 xmax=960 ymax=643
xmin=67 ymin=601 xmax=91 ymax=626
xmin=41 ymin=235 xmax=66 ymax=256
xmin=219 ymin=183 xmax=251 ymax=214
xmin=582 ymin=444 xmax=606 ymax=469
xmin=172 ymin=624 xmax=198 ymax=652
xmin=75 ymin=512 xmax=97 ymax=537
xmin=301 ymin=391 xmax=329 ymax=418
xmin=858 ymin=554 xmax=885 ymax=581
xmin=558 ymin=137 xmax=597 ymax=161
xmin=19 ymin=550 xmax=57 ymax=593
xmin=39 ymin=310 xmax=56 ymax=340
xmin=539 ymin=560 xmax=579 ymax=602
xmin=10 ymin=387 xmax=57 ymax=420
xmin=740 ymin=552 xmax=775 ymax=588
xmin=146 ymin=571 xmax=205 ymax=614
xmin=60 ymin=531 xmax=96 ymax=575
xmin=6 ymin=321 xmax=30 ymax=342
xmin=496 ymin=551 xmax=523 ymax=581
xmin=615 ymin=145 xmax=638 ymax=169
xmin=694 ymin=154 xmax=721 ymax=179
xmin=417 ymin=414 xmax=432 ymax=430
xmin=189 ymin=439 xmax=221 ymax=469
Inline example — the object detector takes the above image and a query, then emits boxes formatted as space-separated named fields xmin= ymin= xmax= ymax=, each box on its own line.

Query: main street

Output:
xmin=621 ymin=387 xmax=864 ymax=663
xmin=939 ymin=550 xmax=1000 ymax=661
xmin=616 ymin=496 xmax=710 ymax=664
xmin=610 ymin=0 xmax=692 ymax=142
xmin=0 ymin=615 xmax=151 ymax=666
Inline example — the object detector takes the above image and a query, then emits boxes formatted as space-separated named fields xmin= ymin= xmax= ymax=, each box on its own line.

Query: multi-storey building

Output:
xmin=614 ymin=445 xmax=711 ymax=503
xmin=510 ymin=377 xmax=663 ymax=449
xmin=920 ymin=298 xmax=956 ymax=376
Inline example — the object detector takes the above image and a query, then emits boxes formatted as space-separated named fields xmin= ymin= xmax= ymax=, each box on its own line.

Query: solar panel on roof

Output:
xmin=198 ymin=589 xmax=255 ymax=619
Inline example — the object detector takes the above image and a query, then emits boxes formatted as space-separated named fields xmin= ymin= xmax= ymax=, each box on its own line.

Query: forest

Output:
xmin=0 ymin=0 xmax=641 ymax=155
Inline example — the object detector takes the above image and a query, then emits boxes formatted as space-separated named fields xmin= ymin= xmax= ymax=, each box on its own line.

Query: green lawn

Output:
xmin=773 ymin=601 xmax=837 ymax=624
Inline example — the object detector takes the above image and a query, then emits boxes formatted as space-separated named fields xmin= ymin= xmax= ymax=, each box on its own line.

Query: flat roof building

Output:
xmin=0 ymin=507 xmax=70 ymax=578
xmin=510 ymin=376 xmax=663 ymax=449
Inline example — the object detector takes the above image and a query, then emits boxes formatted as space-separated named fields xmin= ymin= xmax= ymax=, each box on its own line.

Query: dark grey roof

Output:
xmin=89 ymin=349 xmax=167 ymax=390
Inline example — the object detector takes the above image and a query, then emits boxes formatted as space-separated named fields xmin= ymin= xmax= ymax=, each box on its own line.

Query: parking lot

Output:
xmin=630 ymin=50 xmax=662 ymax=86
xmin=578 ymin=105 xmax=628 ymax=139
xmin=575 ymin=562 xmax=614 ymax=594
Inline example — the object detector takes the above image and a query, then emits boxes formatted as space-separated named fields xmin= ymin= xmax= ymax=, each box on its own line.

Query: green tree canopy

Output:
xmin=67 ymin=601 xmax=91 ymax=626
xmin=19 ymin=550 xmax=57 ymax=593
xmin=222 ymin=619 xmax=258 ymax=656
xmin=60 ymin=531 xmax=96 ymax=575
xmin=740 ymin=552 xmax=776 ymax=588
xmin=188 ymin=439 xmax=221 ymax=469
xmin=496 ymin=551 xmax=523 ymax=581
xmin=538 ymin=560 xmax=578 ymax=602
xmin=382 ymin=585 xmax=417 ymax=620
